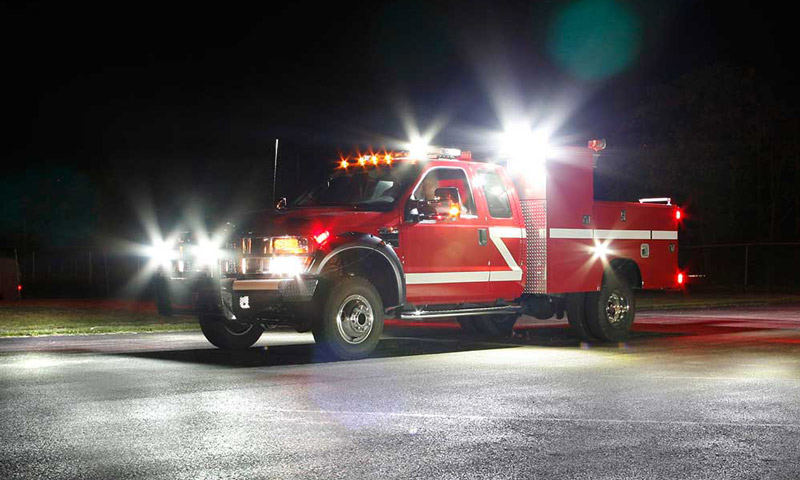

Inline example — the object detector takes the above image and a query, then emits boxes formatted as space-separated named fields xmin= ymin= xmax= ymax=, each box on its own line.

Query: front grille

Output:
xmin=521 ymin=199 xmax=547 ymax=293
xmin=240 ymin=237 xmax=271 ymax=255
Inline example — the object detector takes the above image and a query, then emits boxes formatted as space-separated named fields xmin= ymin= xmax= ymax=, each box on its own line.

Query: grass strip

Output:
xmin=0 ymin=306 xmax=198 ymax=337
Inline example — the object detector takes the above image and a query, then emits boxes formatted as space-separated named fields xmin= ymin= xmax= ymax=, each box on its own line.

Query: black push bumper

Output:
xmin=155 ymin=273 xmax=319 ymax=321
xmin=224 ymin=277 xmax=319 ymax=320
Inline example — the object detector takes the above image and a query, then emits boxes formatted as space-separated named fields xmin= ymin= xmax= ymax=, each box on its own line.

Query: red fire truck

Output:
xmin=154 ymin=141 xmax=682 ymax=359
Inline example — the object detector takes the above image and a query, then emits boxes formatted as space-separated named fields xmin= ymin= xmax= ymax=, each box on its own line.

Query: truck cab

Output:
xmin=154 ymin=144 xmax=682 ymax=359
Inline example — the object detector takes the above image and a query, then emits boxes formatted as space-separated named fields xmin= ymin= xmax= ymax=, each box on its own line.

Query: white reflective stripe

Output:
xmin=488 ymin=270 xmax=523 ymax=281
xmin=406 ymin=272 xmax=490 ymax=285
xmin=550 ymin=229 xmax=675 ymax=240
xmin=488 ymin=226 xmax=524 ymax=282
xmin=489 ymin=226 xmax=526 ymax=238
xmin=550 ymin=228 xmax=593 ymax=239
xmin=232 ymin=279 xmax=291 ymax=291
xmin=652 ymin=230 xmax=678 ymax=240
xmin=405 ymin=270 xmax=523 ymax=284
xmin=594 ymin=229 xmax=651 ymax=240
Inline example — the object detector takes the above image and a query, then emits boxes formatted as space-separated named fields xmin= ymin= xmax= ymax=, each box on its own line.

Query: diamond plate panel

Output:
xmin=521 ymin=199 xmax=547 ymax=293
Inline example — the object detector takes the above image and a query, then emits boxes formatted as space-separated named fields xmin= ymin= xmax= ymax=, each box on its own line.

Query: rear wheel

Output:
xmin=566 ymin=293 xmax=596 ymax=341
xmin=312 ymin=276 xmax=384 ymax=360
xmin=585 ymin=273 xmax=636 ymax=342
xmin=473 ymin=314 xmax=518 ymax=337
xmin=199 ymin=315 xmax=264 ymax=350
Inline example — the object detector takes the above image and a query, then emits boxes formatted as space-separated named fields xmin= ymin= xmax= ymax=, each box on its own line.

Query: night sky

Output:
xmin=3 ymin=0 xmax=797 ymax=245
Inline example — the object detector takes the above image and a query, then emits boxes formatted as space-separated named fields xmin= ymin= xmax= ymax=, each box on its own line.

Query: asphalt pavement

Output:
xmin=1 ymin=306 xmax=799 ymax=479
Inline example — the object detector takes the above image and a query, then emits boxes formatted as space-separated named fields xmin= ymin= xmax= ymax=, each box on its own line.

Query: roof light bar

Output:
xmin=394 ymin=147 xmax=467 ymax=160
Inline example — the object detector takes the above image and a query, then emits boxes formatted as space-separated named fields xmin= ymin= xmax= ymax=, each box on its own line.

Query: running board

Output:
xmin=400 ymin=305 xmax=522 ymax=320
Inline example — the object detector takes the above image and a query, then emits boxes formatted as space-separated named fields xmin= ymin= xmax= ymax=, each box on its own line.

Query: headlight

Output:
xmin=268 ymin=256 xmax=310 ymax=275
xmin=271 ymin=236 xmax=309 ymax=255
xmin=193 ymin=239 xmax=225 ymax=267
xmin=147 ymin=240 xmax=178 ymax=266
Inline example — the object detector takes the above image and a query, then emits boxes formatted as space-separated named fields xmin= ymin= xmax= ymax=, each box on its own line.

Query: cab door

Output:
xmin=473 ymin=166 xmax=526 ymax=301
xmin=399 ymin=165 xmax=494 ymax=305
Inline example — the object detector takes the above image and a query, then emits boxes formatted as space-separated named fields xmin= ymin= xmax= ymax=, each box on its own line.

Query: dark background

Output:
xmin=2 ymin=1 xmax=798 ymax=262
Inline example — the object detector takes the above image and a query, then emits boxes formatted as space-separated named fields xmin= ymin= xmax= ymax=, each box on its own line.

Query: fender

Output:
xmin=311 ymin=232 xmax=406 ymax=308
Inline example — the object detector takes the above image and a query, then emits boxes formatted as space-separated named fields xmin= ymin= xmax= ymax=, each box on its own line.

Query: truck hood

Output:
xmin=234 ymin=207 xmax=399 ymax=238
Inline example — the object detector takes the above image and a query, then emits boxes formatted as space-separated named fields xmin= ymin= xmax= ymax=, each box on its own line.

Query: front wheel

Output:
xmin=473 ymin=314 xmax=518 ymax=337
xmin=199 ymin=315 xmax=264 ymax=350
xmin=312 ymin=276 xmax=384 ymax=360
xmin=585 ymin=273 xmax=636 ymax=342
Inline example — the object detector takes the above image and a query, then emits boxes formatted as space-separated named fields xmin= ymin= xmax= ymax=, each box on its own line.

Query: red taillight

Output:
xmin=17 ymin=284 xmax=22 ymax=291
xmin=314 ymin=230 xmax=331 ymax=245
xmin=675 ymin=209 xmax=682 ymax=220
xmin=677 ymin=273 xmax=684 ymax=285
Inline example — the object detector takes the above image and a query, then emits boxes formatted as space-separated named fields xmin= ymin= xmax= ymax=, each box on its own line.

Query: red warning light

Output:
xmin=677 ymin=273 xmax=684 ymax=285
xmin=313 ymin=230 xmax=331 ymax=245
xmin=588 ymin=139 xmax=607 ymax=152
xmin=17 ymin=284 xmax=22 ymax=291
xmin=675 ymin=209 xmax=682 ymax=220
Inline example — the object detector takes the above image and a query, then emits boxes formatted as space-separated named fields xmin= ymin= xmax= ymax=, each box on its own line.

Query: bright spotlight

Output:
xmin=407 ymin=136 xmax=430 ymax=160
xmin=146 ymin=240 xmax=177 ymax=268
xmin=194 ymin=239 xmax=223 ymax=267
xmin=500 ymin=122 xmax=552 ymax=170
xmin=592 ymin=240 xmax=612 ymax=260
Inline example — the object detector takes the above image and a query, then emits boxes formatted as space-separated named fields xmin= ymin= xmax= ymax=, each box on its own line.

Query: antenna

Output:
xmin=272 ymin=138 xmax=279 ymax=204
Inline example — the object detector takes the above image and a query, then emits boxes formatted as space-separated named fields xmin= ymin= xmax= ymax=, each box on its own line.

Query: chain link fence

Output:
xmin=681 ymin=243 xmax=800 ymax=289
xmin=14 ymin=248 xmax=152 ymax=299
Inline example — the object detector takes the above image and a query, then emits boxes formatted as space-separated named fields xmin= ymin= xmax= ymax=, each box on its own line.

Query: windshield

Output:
xmin=291 ymin=162 xmax=422 ymax=211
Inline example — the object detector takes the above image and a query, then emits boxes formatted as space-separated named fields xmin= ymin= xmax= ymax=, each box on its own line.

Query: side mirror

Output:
xmin=275 ymin=197 xmax=287 ymax=210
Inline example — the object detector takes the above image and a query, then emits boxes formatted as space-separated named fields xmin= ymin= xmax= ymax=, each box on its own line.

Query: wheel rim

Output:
xmin=223 ymin=320 xmax=253 ymax=336
xmin=605 ymin=291 xmax=630 ymax=326
xmin=336 ymin=294 xmax=374 ymax=345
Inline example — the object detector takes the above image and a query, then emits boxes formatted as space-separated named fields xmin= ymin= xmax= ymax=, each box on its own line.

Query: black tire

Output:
xmin=199 ymin=315 xmax=264 ymax=350
xmin=312 ymin=276 xmax=384 ymax=360
xmin=457 ymin=316 xmax=480 ymax=334
xmin=473 ymin=314 xmax=518 ymax=337
xmin=566 ymin=293 xmax=596 ymax=341
xmin=153 ymin=276 xmax=172 ymax=316
xmin=585 ymin=272 xmax=636 ymax=342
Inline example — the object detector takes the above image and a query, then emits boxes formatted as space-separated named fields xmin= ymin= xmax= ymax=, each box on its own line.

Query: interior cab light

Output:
xmin=448 ymin=203 xmax=460 ymax=217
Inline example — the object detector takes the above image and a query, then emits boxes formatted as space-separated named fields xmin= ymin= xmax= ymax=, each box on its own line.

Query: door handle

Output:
xmin=478 ymin=228 xmax=488 ymax=246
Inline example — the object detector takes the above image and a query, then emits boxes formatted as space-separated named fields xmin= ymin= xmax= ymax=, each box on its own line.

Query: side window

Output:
xmin=480 ymin=170 xmax=512 ymax=218
xmin=411 ymin=168 xmax=476 ymax=216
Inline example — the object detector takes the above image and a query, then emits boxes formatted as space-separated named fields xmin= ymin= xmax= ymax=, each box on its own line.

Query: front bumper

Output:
xmin=155 ymin=273 xmax=319 ymax=322
xmin=225 ymin=276 xmax=319 ymax=320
